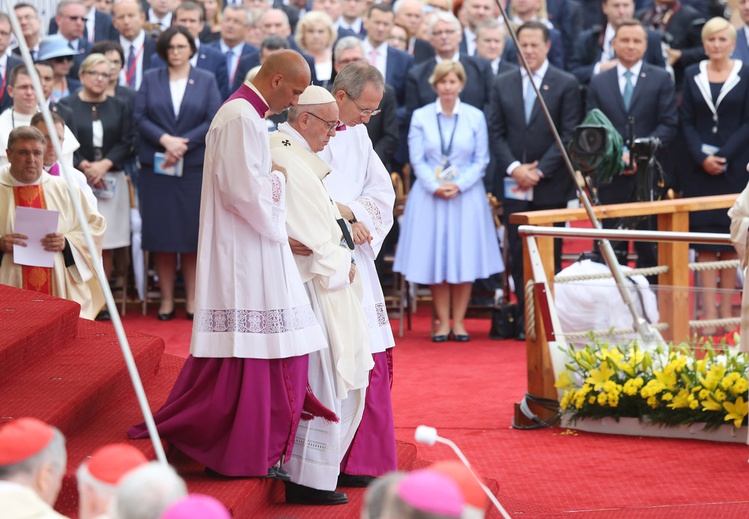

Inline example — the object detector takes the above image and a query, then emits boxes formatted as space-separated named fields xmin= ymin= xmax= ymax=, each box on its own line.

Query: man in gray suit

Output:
xmin=488 ymin=20 xmax=582 ymax=339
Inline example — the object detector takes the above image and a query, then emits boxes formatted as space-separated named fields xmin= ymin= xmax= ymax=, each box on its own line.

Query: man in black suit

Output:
xmin=459 ymin=0 xmax=494 ymax=56
xmin=475 ymin=19 xmax=516 ymax=76
xmin=405 ymin=12 xmax=493 ymax=117
xmin=12 ymin=4 xmax=43 ymax=62
xmin=393 ymin=0 xmax=434 ymax=63
xmin=337 ymin=0 xmax=368 ymax=36
xmin=638 ymin=0 xmax=705 ymax=90
xmin=362 ymin=4 xmax=413 ymax=107
xmin=488 ymin=21 xmax=582 ymax=339
xmin=0 ymin=14 xmax=23 ymax=113
xmin=206 ymin=5 xmax=258 ymax=91
xmin=113 ymin=0 xmax=157 ymax=90
xmin=586 ymin=19 xmax=677 ymax=269
xmin=569 ymin=0 xmax=665 ymax=87
xmin=54 ymin=0 xmax=94 ymax=79
xmin=49 ymin=0 xmax=119 ymax=44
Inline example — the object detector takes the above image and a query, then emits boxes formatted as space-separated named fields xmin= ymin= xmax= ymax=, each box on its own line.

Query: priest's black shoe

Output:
xmin=268 ymin=465 xmax=290 ymax=481
xmin=337 ymin=473 xmax=376 ymax=487
xmin=284 ymin=481 xmax=348 ymax=505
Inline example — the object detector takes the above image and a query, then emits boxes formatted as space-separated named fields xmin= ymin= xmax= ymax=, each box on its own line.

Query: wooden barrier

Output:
xmin=509 ymin=194 xmax=738 ymax=425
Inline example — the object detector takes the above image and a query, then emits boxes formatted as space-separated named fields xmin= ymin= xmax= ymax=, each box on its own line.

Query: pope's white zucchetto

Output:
xmin=297 ymin=85 xmax=336 ymax=105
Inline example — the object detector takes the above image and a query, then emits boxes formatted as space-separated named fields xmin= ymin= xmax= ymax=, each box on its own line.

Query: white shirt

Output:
xmin=119 ymin=30 xmax=146 ymax=91
xmin=219 ymin=40 xmax=245 ymax=84
xmin=435 ymin=51 xmax=461 ymax=63
xmin=337 ymin=17 xmax=363 ymax=34
xmin=170 ymin=77 xmax=188 ymax=117
xmin=148 ymin=9 xmax=173 ymax=30
xmin=362 ymin=40 xmax=388 ymax=79
xmin=86 ymin=5 xmax=96 ymax=43
xmin=593 ymin=23 xmax=617 ymax=75
xmin=464 ymin=27 xmax=477 ymax=56
xmin=616 ymin=60 xmax=643 ymax=95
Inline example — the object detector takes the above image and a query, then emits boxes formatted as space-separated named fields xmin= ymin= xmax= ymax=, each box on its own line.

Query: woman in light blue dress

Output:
xmin=394 ymin=61 xmax=503 ymax=342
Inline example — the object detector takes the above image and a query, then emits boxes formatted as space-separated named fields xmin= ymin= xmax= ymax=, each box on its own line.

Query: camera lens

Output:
xmin=577 ymin=128 xmax=605 ymax=154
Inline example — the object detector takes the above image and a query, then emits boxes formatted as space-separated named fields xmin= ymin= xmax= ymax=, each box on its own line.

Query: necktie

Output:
xmin=623 ymin=70 xmax=634 ymax=111
xmin=127 ymin=44 xmax=136 ymax=88
xmin=68 ymin=40 xmax=75 ymax=50
xmin=369 ymin=48 xmax=378 ymax=66
xmin=524 ymin=75 xmax=536 ymax=124
xmin=225 ymin=49 xmax=234 ymax=84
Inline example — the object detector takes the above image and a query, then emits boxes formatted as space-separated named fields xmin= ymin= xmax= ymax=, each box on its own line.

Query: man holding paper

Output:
xmin=0 ymin=126 xmax=106 ymax=319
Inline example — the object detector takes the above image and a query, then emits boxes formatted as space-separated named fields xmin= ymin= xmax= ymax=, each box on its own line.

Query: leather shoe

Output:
xmin=158 ymin=311 xmax=175 ymax=321
xmin=203 ymin=466 xmax=290 ymax=480
xmin=186 ymin=312 xmax=194 ymax=321
xmin=95 ymin=310 xmax=111 ymax=321
xmin=337 ymin=473 xmax=376 ymax=487
xmin=432 ymin=330 xmax=451 ymax=343
xmin=268 ymin=465 xmax=291 ymax=481
xmin=453 ymin=333 xmax=471 ymax=342
xmin=284 ymin=481 xmax=348 ymax=505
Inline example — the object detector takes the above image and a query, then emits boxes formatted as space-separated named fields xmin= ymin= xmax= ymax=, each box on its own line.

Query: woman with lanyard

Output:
xmin=394 ymin=60 xmax=502 ymax=342
xmin=59 ymin=53 xmax=135 ymax=320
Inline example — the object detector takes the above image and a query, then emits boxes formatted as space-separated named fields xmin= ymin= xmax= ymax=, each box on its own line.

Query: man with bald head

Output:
xmin=129 ymin=50 xmax=333 ymax=483
xmin=272 ymin=85 xmax=373 ymax=505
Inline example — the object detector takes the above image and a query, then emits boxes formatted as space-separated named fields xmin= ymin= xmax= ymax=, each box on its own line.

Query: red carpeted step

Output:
xmin=0 ymin=286 xmax=80 ymax=378
xmin=0 ymin=318 xmax=165 ymax=434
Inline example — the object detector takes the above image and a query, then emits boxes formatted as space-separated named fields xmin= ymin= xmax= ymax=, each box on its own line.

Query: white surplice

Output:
xmin=0 ymin=109 xmax=80 ymax=171
xmin=271 ymin=122 xmax=372 ymax=491
xmin=190 ymin=86 xmax=328 ymax=359
xmin=319 ymin=124 xmax=396 ymax=354
xmin=0 ymin=167 xmax=106 ymax=319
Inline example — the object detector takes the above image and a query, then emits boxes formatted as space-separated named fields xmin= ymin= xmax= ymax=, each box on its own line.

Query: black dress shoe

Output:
xmin=269 ymin=465 xmax=291 ymax=481
xmin=158 ymin=311 xmax=175 ymax=321
xmin=337 ymin=473 xmax=376 ymax=487
xmin=432 ymin=331 xmax=451 ymax=343
xmin=284 ymin=481 xmax=348 ymax=505
xmin=95 ymin=310 xmax=111 ymax=321
xmin=453 ymin=333 xmax=471 ymax=342
xmin=186 ymin=312 xmax=194 ymax=321
xmin=203 ymin=466 xmax=290 ymax=480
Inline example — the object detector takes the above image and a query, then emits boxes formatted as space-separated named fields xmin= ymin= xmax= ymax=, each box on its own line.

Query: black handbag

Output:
xmin=489 ymin=303 xmax=519 ymax=340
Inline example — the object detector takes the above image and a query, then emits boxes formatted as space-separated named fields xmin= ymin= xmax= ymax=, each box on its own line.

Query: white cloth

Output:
xmin=271 ymin=122 xmax=369 ymax=491
xmin=554 ymin=259 xmax=659 ymax=341
xmin=169 ymin=77 xmax=188 ymax=118
xmin=319 ymin=123 xmax=396 ymax=354
xmin=729 ymin=183 xmax=749 ymax=352
xmin=0 ymin=483 xmax=68 ymax=519
xmin=98 ymin=171 xmax=130 ymax=250
xmin=0 ymin=109 xmax=80 ymax=171
xmin=0 ymin=167 xmax=106 ymax=319
xmin=190 ymin=83 xmax=328 ymax=359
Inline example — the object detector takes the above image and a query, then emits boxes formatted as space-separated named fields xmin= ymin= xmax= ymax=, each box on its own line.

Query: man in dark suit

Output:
xmin=336 ymin=0 xmax=368 ymax=37
xmin=11 ymin=4 xmax=43 ymax=62
xmin=310 ymin=0 xmax=356 ymax=41
xmin=393 ymin=0 xmax=435 ymax=64
xmin=49 ymin=0 xmax=119 ymax=43
xmin=638 ymin=0 xmax=705 ymax=91
xmin=362 ymin=4 xmax=413 ymax=107
xmin=733 ymin=0 xmax=749 ymax=63
xmin=488 ymin=21 xmax=582 ymax=339
xmin=475 ymin=20 xmax=516 ymax=76
xmin=458 ymin=0 xmax=494 ymax=56
xmin=546 ymin=0 xmax=582 ymax=57
xmin=112 ymin=0 xmax=157 ymax=91
xmin=149 ymin=2 xmax=230 ymax=99
xmin=54 ymin=0 xmax=94 ymax=79
xmin=406 ymin=12 xmax=493 ymax=117
xmin=0 ymin=14 xmax=23 ymax=113
xmin=206 ymin=5 xmax=258 ymax=92
xmin=586 ymin=19 xmax=677 ymax=269
xmin=569 ymin=0 xmax=665 ymax=87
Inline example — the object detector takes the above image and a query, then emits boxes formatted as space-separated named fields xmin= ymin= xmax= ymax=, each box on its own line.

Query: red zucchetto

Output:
xmin=0 ymin=417 xmax=54 ymax=465
xmin=86 ymin=444 xmax=148 ymax=485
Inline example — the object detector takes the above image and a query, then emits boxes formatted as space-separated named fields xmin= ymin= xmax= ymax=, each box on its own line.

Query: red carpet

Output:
xmin=3 ymin=285 xmax=749 ymax=518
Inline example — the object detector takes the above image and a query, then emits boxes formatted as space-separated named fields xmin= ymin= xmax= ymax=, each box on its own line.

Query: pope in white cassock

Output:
xmin=272 ymin=85 xmax=374 ymax=505
xmin=0 ymin=126 xmax=105 ymax=320
xmin=128 ymin=51 xmax=334 ymax=482
xmin=319 ymin=62 xmax=398 ymax=485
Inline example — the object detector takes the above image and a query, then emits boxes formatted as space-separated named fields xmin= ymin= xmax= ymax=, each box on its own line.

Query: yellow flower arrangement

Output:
xmin=556 ymin=336 xmax=748 ymax=430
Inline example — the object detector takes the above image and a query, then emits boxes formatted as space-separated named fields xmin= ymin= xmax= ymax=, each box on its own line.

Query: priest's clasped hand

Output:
xmin=351 ymin=222 xmax=372 ymax=245
xmin=41 ymin=233 xmax=66 ymax=252
xmin=0 ymin=233 xmax=29 ymax=253
xmin=288 ymin=237 xmax=312 ymax=256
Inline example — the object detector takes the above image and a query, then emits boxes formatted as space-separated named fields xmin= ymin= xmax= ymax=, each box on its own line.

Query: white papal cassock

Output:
xmin=271 ymin=122 xmax=373 ymax=491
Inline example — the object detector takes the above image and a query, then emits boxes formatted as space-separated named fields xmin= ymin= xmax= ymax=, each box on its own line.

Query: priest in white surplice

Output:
xmin=272 ymin=85 xmax=373 ymax=505
xmin=322 ymin=61 xmax=398 ymax=485
xmin=128 ymin=51 xmax=335 ymax=482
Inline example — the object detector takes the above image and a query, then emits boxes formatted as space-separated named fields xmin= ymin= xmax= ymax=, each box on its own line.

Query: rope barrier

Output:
xmin=688 ymin=259 xmax=741 ymax=271
xmin=689 ymin=317 xmax=740 ymax=329
xmin=562 ymin=322 xmax=670 ymax=340
xmin=554 ymin=265 xmax=668 ymax=283
xmin=524 ymin=280 xmax=536 ymax=341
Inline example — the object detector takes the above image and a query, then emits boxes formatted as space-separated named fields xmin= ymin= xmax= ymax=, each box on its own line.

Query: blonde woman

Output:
xmin=295 ymin=11 xmax=337 ymax=86
xmin=681 ymin=17 xmax=749 ymax=335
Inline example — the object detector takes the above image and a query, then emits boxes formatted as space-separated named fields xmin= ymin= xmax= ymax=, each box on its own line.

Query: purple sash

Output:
xmin=48 ymin=163 xmax=60 ymax=176
xmin=225 ymin=82 xmax=269 ymax=118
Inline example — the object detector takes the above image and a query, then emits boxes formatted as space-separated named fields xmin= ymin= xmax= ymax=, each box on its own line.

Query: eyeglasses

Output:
xmin=346 ymin=93 xmax=381 ymax=117
xmin=84 ymin=70 xmax=110 ymax=80
xmin=64 ymin=15 xmax=88 ymax=22
xmin=52 ymin=56 xmax=74 ymax=63
xmin=432 ymin=29 xmax=457 ymax=37
xmin=167 ymin=44 xmax=190 ymax=52
xmin=305 ymin=111 xmax=341 ymax=132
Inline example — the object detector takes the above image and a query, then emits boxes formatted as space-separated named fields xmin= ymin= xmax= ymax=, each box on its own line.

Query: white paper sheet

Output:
xmin=13 ymin=206 xmax=60 ymax=268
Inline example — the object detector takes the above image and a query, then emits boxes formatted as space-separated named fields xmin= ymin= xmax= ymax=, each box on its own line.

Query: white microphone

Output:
xmin=414 ymin=425 xmax=512 ymax=519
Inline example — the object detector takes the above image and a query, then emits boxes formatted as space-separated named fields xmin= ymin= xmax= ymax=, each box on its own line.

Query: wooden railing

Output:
xmin=509 ymin=194 xmax=738 ymax=425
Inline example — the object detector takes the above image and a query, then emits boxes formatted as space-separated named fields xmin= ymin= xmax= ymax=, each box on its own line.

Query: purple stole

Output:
xmin=225 ymin=83 xmax=269 ymax=118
